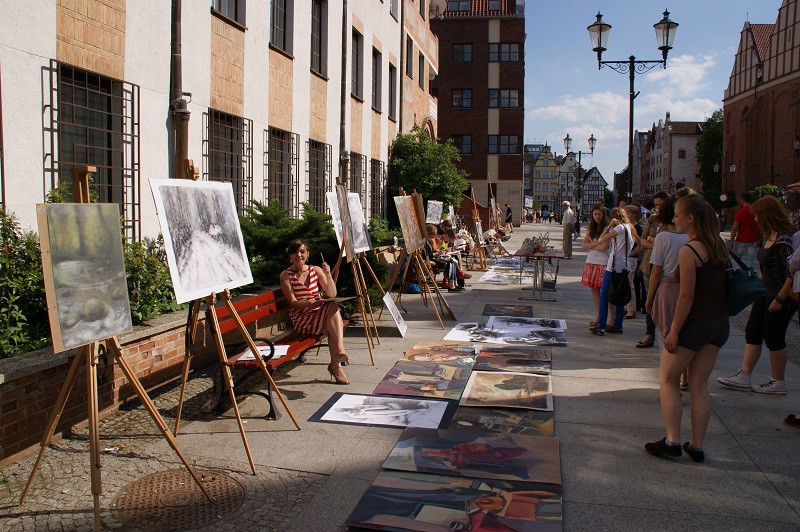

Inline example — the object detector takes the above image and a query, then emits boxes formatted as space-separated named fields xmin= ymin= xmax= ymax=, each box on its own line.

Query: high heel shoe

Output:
xmin=338 ymin=353 xmax=349 ymax=366
xmin=328 ymin=363 xmax=350 ymax=385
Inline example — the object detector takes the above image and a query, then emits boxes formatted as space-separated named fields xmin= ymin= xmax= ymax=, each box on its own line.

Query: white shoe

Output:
xmin=717 ymin=370 xmax=751 ymax=390
xmin=751 ymin=379 xmax=787 ymax=395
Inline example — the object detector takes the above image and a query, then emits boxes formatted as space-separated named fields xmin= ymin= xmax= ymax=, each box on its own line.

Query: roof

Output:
xmin=750 ymin=23 xmax=774 ymax=61
xmin=669 ymin=121 xmax=702 ymax=135
xmin=442 ymin=0 xmax=518 ymax=18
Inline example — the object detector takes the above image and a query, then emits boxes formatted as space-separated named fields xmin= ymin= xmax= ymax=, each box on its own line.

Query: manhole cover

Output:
xmin=111 ymin=469 xmax=246 ymax=530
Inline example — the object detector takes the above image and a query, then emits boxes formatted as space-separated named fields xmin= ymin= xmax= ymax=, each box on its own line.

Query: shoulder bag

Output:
xmin=607 ymin=225 xmax=632 ymax=306
xmin=726 ymin=249 xmax=764 ymax=316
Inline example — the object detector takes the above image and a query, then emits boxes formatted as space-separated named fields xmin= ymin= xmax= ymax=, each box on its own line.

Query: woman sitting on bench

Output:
xmin=280 ymin=239 xmax=350 ymax=385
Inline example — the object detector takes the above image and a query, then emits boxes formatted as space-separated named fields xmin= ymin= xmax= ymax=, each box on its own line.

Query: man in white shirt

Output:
xmin=561 ymin=201 xmax=577 ymax=258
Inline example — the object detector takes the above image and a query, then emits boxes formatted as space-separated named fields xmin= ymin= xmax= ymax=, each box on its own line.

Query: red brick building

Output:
xmin=723 ymin=0 xmax=800 ymax=199
xmin=430 ymin=0 xmax=525 ymax=220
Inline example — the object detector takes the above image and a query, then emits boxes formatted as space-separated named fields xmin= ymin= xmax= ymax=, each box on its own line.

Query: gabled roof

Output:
xmin=750 ymin=23 xmax=774 ymax=61
xmin=443 ymin=0 xmax=518 ymax=18
xmin=669 ymin=121 xmax=702 ymax=135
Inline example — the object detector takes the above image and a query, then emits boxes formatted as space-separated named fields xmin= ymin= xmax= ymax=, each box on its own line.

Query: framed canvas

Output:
xmin=447 ymin=407 xmax=554 ymax=438
xmin=309 ymin=393 xmax=455 ymax=429
xmin=37 ymin=203 xmax=133 ymax=352
xmin=425 ymin=201 xmax=443 ymax=224
xmin=149 ymin=179 xmax=252 ymax=303
xmin=373 ymin=360 xmax=472 ymax=401
xmin=459 ymin=371 xmax=553 ymax=411
xmin=383 ymin=292 xmax=407 ymax=337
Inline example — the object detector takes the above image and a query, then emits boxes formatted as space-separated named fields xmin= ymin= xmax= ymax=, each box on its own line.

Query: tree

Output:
xmin=751 ymin=184 xmax=786 ymax=203
xmin=696 ymin=109 xmax=733 ymax=209
xmin=604 ymin=188 xmax=614 ymax=207
xmin=388 ymin=126 xmax=468 ymax=209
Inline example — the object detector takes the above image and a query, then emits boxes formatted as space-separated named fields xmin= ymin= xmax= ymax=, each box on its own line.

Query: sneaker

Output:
xmin=752 ymin=380 xmax=786 ymax=395
xmin=717 ymin=370 xmax=752 ymax=390
xmin=682 ymin=442 xmax=705 ymax=463
xmin=645 ymin=438 xmax=682 ymax=460
xmin=588 ymin=326 xmax=605 ymax=336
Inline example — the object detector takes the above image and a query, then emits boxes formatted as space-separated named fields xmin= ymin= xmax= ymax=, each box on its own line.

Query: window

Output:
xmin=488 ymin=89 xmax=520 ymax=108
xmin=372 ymin=48 xmax=382 ymax=110
xmin=351 ymin=30 xmax=363 ymax=99
xmin=678 ymin=149 xmax=686 ymax=159
xmin=534 ymin=183 xmax=539 ymax=191
xmin=452 ymin=43 xmax=472 ymax=62
xmin=388 ymin=63 xmax=397 ymax=120
xmin=266 ymin=126 xmax=299 ymax=217
xmin=488 ymin=135 xmax=520 ymax=154
xmin=306 ymin=140 xmax=332 ymax=213
xmin=447 ymin=0 xmax=470 ymax=11
xmin=451 ymin=135 xmax=472 ymax=155
xmin=390 ymin=0 xmax=398 ymax=20
xmin=489 ymin=43 xmax=521 ymax=62
xmin=208 ymin=109 xmax=254 ymax=213
xmin=370 ymin=158 xmax=386 ymax=218
xmin=419 ymin=0 xmax=426 ymax=18
xmin=535 ymin=170 xmax=540 ymax=178
xmin=213 ymin=0 xmax=246 ymax=26
xmin=488 ymin=0 xmax=501 ymax=10
xmin=350 ymin=152 xmax=367 ymax=204
xmin=452 ymin=89 xmax=472 ymax=108
xmin=418 ymin=53 xmax=425 ymax=90
xmin=310 ymin=0 xmax=327 ymax=75
xmin=270 ymin=0 xmax=293 ymax=54
xmin=406 ymin=36 xmax=413 ymax=77
xmin=52 ymin=62 xmax=141 ymax=240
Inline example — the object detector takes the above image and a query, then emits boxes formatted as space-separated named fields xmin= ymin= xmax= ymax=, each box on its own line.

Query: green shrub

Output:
xmin=124 ymin=236 xmax=186 ymax=324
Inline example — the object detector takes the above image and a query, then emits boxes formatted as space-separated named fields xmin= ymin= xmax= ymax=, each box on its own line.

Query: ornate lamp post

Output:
xmin=564 ymin=133 xmax=597 ymax=212
xmin=588 ymin=9 xmax=678 ymax=197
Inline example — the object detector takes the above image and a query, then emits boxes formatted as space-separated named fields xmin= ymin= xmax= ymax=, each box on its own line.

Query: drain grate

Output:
xmin=111 ymin=469 xmax=246 ymax=530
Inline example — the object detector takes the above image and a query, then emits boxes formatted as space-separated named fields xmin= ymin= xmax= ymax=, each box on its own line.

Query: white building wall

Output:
xmin=243 ymin=0 xmax=271 ymax=201
xmin=671 ymin=135 xmax=700 ymax=190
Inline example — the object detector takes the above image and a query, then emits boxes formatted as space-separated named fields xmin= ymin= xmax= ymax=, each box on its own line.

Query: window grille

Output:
xmin=264 ymin=126 xmax=300 ymax=217
xmin=306 ymin=139 xmax=332 ymax=213
xmin=369 ymin=158 xmax=386 ymax=219
xmin=204 ymin=109 xmax=253 ymax=213
xmin=350 ymin=152 xmax=368 ymax=205
xmin=47 ymin=60 xmax=141 ymax=240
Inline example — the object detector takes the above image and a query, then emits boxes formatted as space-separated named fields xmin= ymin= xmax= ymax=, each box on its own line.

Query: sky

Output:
xmin=524 ymin=0 xmax=782 ymax=188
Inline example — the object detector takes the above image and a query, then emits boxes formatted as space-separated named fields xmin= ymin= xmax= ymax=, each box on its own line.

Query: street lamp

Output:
xmin=564 ymin=133 xmax=597 ymax=211
xmin=588 ymin=10 xmax=678 ymax=198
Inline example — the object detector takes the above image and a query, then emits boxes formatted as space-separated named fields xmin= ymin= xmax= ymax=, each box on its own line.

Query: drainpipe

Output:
xmin=339 ymin=0 xmax=349 ymax=182
xmin=170 ymin=0 xmax=190 ymax=179
xmin=398 ymin=0 xmax=404 ymax=133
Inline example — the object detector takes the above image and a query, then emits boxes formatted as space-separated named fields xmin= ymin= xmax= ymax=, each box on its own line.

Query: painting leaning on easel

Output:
xmin=37 ymin=203 xmax=133 ymax=352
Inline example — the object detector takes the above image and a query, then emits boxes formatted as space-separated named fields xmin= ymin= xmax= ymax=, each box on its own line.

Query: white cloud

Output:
xmin=527 ymin=91 xmax=629 ymax=124
xmin=645 ymin=53 xmax=717 ymax=97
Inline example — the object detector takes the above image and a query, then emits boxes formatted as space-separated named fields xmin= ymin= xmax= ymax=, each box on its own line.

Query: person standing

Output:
xmin=730 ymin=193 xmax=759 ymax=270
xmin=718 ymin=195 xmax=796 ymax=395
xmin=582 ymin=206 xmax=611 ymax=327
xmin=623 ymin=204 xmax=644 ymax=319
xmin=561 ymin=201 xmax=577 ymax=258
xmin=636 ymin=191 xmax=668 ymax=348
xmin=505 ymin=203 xmax=513 ymax=233
xmin=590 ymin=207 xmax=634 ymax=336
xmin=542 ymin=207 xmax=550 ymax=224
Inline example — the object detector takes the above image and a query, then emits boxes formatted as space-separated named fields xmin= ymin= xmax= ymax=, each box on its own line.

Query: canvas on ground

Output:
xmin=478 ymin=346 xmax=552 ymax=363
xmin=382 ymin=427 xmax=561 ymax=485
xmin=486 ymin=316 xmax=567 ymax=331
xmin=474 ymin=350 xmax=551 ymax=375
xmin=447 ymin=407 xmax=554 ymax=438
xmin=460 ymin=371 xmax=553 ymax=411
xmin=149 ymin=179 xmax=252 ymax=303
xmin=413 ymin=340 xmax=476 ymax=352
xmin=444 ymin=323 xmax=566 ymax=347
xmin=403 ymin=347 xmax=475 ymax=366
xmin=345 ymin=471 xmax=562 ymax=532
xmin=309 ymin=393 xmax=453 ymax=429
xmin=37 ymin=203 xmax=133 ymax=352
xmin=482 ymin=304 xmax=534 ymax=317
xmin=425 ymin=200 xmax=443 ymax=224
xmin=373 ymin=360 xmax=472 ymax=401
xmin=383 ymin=292 xmax=407 ymax=337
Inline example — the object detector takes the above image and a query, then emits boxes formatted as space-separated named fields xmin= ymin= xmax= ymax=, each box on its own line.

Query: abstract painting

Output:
xmin=308 ymin=393 xmax=454 ymax=429
xmin=447 ymin=407 xmax=554 ymax=438
xmin=374 ymin=360 xmax=472 ymax=400
xmin=444 ymin=323 xmax=567 ymax=347
xmin=345 ymin=471 xmax=562 ymax=532
xmin=382 ymin=428 xmax=561 ymax=485
xmin=486 ymin=316 xmax=568 ymax=331
xmin=383 ymin=292 xmax=407 ymax=337
xmin=482 ymin=304 xmax=534 ymax=317
xmin=403 ymin=347 xmax=475 ymax=366
xmin=460 ymin=371 xmax=553 ymax=411
xmin=425 ymin=200 xmax=443 ymax=224
xmin=394 ymin=196 xmax=425 ymax=253
xmin=474 ymin=351 xmax=551 ymax=375
xmin=37 ymin=203 xmax=133 ymax=352
xmin=149 ymin=179 xmax=252 ymax=303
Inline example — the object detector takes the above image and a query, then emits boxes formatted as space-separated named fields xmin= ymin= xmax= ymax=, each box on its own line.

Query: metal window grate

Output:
xmin=204 ymin=109 xmax=253 ymax=214
xmin=350 ymin=152 xmax=368 ymax=206
xmin=369 ymin=158 xmax=386 ymax=219
xmin=265 ymin=126 xmax=300 ymax=217
xmin=306 ymin=139 xmax=332 ymax=213
xmin=46 ymin=60 xmax=141 ymax=240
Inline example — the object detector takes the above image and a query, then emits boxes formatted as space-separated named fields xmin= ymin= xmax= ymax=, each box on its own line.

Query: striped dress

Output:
xmin=287 ymin=267 xmax=331 ymax=335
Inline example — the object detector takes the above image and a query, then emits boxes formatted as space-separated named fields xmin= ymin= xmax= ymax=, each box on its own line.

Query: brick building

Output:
xmin=430 ymin=0 xmax=526 ymax=221
xmin=723 ymin=1 xmax=800 ymax=198
xmin=401 ymin=0 xmax=439 ymax=137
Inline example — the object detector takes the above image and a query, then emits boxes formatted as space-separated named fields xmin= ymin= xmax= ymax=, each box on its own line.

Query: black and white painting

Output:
xmin=425 ymin=200 xmax=443 ymax=224
xmin=486 ymin=316 xmax=567 ymax=331
xmin=309 ymin=393 xmax=455 ymax=429
xmin=383 ymin=293 xmax=407 ymax=337
xmin=444 ymin=323 xmax=567 ymax=346
xmin=149 ymin=179 xmax=252 ymax=304
xmin=328 ymin=191 xmax=373 ymax=255
xmin=475 ymin=220 xmax=484 ymax=244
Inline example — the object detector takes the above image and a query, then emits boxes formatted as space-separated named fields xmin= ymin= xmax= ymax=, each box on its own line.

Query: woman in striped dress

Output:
xmin=280 ymin=239 xmax=349 ymax=384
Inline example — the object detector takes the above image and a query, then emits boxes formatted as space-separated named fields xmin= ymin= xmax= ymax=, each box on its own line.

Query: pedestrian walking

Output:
xmin=718 ymin=195 xmax=796 ymax=395
xmin=645 ymin=194 xmax=730 ymax=462
xmin=590 ymin=207 xmax=634 ymax=336
xmin=561 ymin=201 xmax=577 ymax=258
xmin=542 ymin=208 xmax=549 ymax=224
xmin=505 ymin=203 xmax=513 ymax=233
xmin=582 ymin=205 xmax=611 ymax=327
xmin=729 ymin=192 xmax=759 ymax=270
xmin=636 ymin=191 xmax=668 ymax=348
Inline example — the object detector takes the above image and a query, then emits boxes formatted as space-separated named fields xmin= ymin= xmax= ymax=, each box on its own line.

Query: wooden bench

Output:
xmin=203 ymin=287 xmax=347 ymax=420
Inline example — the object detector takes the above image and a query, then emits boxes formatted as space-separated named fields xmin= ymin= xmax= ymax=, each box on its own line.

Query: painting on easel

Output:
xmin=328 ymin=191 xmax=373 ymax=255
xmin=149 ymin=179 xmax=252 ymax=303
xmin=394 ymin=196 xmax=425 ymax=252
xmin=425 ymin=200 xmax=443 ymax=224
xmin=37 ymin=203 xmax=133 ymax=352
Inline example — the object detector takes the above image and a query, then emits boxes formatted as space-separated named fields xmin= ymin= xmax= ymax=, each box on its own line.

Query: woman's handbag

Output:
xmin=726 ymin=249 xmax=765 ymax=316
xmin=607 ymin=226 xmax=632 ymax=306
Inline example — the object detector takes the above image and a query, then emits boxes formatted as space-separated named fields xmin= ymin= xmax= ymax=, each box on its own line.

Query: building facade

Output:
xmin=401 ymin=0 xmax=439 ymax=137
xmin=0 ymin=0 xmax=403 ymax=237
xmin=430 ymin=0 xmax=525 ymax=220
xmin=581 ymin=167 xmax=607 ymax=216
xmin=723 ymin=1 xmax=800 ymax=197
xmin=557 ymin=152 xmax=577 ymax=208
xmin=531 ymin=145 xmax=557 ymax=209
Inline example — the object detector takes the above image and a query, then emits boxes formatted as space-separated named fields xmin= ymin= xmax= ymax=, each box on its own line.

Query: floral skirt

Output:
xmin=581 ymin=263 xmax=606 ymax=288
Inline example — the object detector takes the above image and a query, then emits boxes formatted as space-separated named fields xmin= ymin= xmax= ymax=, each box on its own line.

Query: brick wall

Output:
xmin=211 ymin=15 xmax=245 ymax=116
xmin=56 ymin=0 xmax=126 ymax=79
xmin=309 ymin=74 xmax=328 ymax=142
xmin=269 ymin=50 xmax=294 ymax=132
xmin=401 ymin=0 xmax=438 ymax=135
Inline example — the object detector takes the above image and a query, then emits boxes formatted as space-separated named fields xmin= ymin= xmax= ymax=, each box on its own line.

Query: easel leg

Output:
xmin=85 ymin=343 xmax=102 ymax=532
xmin=174 ymin=299 xmax=200 ymax=435
xmin=419 ymin=256 xmax=457 ymax=322
xmin=413 ymin=254 xmax=444 ymax=328
xmin=106 ymin=338 xmax=213 ymax=500
xmin=206 ymin=295 xmax=257 ymax=474
xmin=19 ymin=349 xmax=84 ymax=504
xmin=355 ymin=258 xmax=380 ymax=346
xmin=219 ymin=291 xmax=301 ymax=430
xmin=394 ymin=250 xmax=411 ymax=312
xmin=350 ymin=262 xmax=377 ymax=364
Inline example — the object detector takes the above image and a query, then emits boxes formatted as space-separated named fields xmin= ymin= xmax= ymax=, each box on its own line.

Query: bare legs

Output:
xmin=590 ymin=287 xmax=600 ymax=324
xmin=324 ymin=304 xmax=348 ymax=382
xmin=741 ymin=343 xmax=787 ymax=381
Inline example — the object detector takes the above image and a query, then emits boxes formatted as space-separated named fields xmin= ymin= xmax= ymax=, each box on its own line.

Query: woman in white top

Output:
xmin=582 ymin=205 xmax=611 ymax=327
xmin=590 ymin=207 xmax=635 ymax=336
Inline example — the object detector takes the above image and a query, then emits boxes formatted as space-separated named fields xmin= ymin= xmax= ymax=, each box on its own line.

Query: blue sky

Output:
xmin=524 ymin=0 xmax=781 ymax=188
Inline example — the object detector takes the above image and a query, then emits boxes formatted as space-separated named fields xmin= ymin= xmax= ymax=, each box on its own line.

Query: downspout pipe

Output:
xmin=170 ymin=0 xmax=190 ymax=180
xmin=339 ymin=0 xmax=349 ymax=182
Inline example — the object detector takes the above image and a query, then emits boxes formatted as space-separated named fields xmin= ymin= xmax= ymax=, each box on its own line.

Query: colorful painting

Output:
xmin=403 ymin=347 xmax=475 ymax=366
xmin=374 ymin=360 xmax=472 ymax=400
xmin=474 ymin=351 xmax=551 ymax=375
xmin=447 ymin=407 xmax=554 ymax=438
xmin=345 ymin=471 xmax=562 ymax=532
xmin=478 ymin=346 xmax=552 ymax=363
xmin=394 ymin=196 xmax=425 ymax=253
xmin=149 ymin=179 xmax=252 ymax=303
xmin=426 ymin=200 xmax=444 ymax=224
xmin=460 ymin=371 xmax=553 ymax=412
xmin=383 ymin=292 xmax=407 ymax=337
xmin=413 ymin=340 xmax=476 ymax=352
xmin=37 ymin=204 xmax=133 ymax=352
xmin=308 ymin=393 xmax=454 ymax=429
xmin=486 ymin=316 xmax=567 ymax=331
xmin=444 ymin=323 xmax=567 ymax=347
xmin=382 ymin=428 xmax=561 ymax=485
xmin=482 ymin=304 xmax=534 ymax=318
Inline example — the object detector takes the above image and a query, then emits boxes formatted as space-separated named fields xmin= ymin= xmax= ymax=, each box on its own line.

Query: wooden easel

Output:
xmin=488 ymin=177 xmax=501 ymax=232
xmin=20 ymin=167 xmax=211 ymax=532
xmin=331 ymin=248 xmax=378 ymax=366
xmin=467 ymin=188 xmax=488 ymax=271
